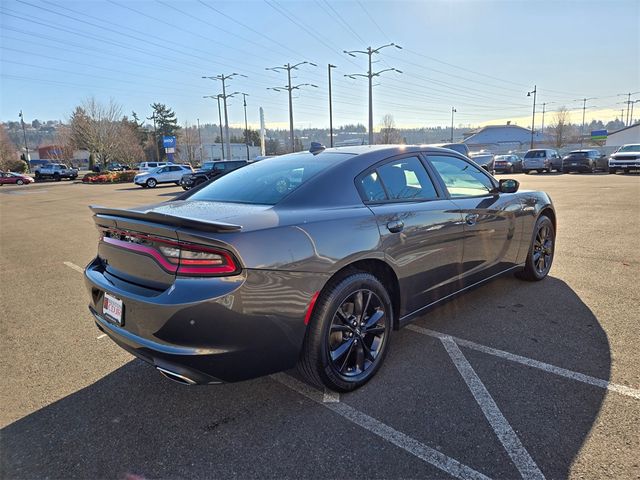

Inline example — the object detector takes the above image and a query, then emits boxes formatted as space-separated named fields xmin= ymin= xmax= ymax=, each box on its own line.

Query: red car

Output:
xmin=0 ymin=171 xmax=35 ymax=185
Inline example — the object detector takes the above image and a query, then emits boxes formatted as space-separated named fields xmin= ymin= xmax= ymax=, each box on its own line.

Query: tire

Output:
xmin=16 ymin=179 xmax=24 ymax=185
xmin=54 ymin=173 xmax=61 ymax=181
xmin=508 ymin=166 xmax=514 ymax=174
xmin=516 ymin=215 xmax=555 ymax=282
xmin=609 ymin=168 xmax=616 ymax=174
xmin=35 ymin=172 xmax=41 ymax=180
xmin=182 ymin=186 xmax=190 ymax=191
xmin=146 ymin=178 xmax=157 ymax=188
xmin=299 ymin=272 xmax=393 ymax=392
xmin=523 ymin=170 xmax=530 ymax=175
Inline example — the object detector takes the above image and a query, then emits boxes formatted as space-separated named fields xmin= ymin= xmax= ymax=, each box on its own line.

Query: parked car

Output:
xmin=106 ymin=163 xmax=127 ymax=172
xmin=85 ymin=145 xmax=556 ymax=392
xmin=429 ymin=143 xmax=470 ymax=157
xmin=561 ymin=149 xmax=606 ymax=173
xmin=134 ymin=164 xmax=193 ymax=188
xmin=608 ymin=144 xmax=640 ymax=173
xmin=138 ymin=161 xmax=172 ymax=172
xmin=494 ymin=154 xmax=523 ymax=173
xmin=522 ymin=149 xmax=562 ymax=173
xmin=34 ymin=163 xmax=78 ymax=181
xmin=180 ymin=160 xmax=249 ymax=190
xmin=0 ymin=171 xmax=34 ymax=185
xmin=469 ymin=151 xmax=495 ymax=173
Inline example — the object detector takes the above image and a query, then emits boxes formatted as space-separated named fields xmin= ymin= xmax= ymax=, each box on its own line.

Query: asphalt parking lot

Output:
xmin=1 ymin=173 xmax=639 ymax=479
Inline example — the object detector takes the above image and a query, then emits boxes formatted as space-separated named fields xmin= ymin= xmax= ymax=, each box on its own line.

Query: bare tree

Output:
xmin=0 ymin=123 xmax=21 ymax=170
xmin=69 ymin=97 xmax=123 ymax=168
xmin=180 ymin=121 xmax=199 ymax=165
xmin=549 ymin=106 xmax=570 ymax=149
xmin=377 ymin=114 xmax=402 ymax=144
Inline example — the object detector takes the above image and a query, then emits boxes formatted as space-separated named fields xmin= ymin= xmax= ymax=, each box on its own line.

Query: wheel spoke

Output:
xmin=331 ymin=337 xmax=354 ymax=363
xmin=361 ymin=340 xmax=376 ymax=362
xmin=336 ymin=307 xmax=350 ymax=325
xmin=355 ymin=341 xmax=365 ymax=372
xmin=330 ymin=324 xmax=352 ymax=333
xmin=364 ymin=309 xmax=384 ymax=330
xmin=362 ymin=291 xmax=372 ymax=318
xmin=366 ymin=326 xmax=385 ymax=335
xmin=354 ymin=291 xmax=364 ymax=317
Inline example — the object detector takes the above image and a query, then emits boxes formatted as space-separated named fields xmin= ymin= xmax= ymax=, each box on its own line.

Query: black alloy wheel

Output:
xmin=516 ymin=215 xmax=555 ymax=281
xmin=299 ymin=272 xmax=392 ymax=392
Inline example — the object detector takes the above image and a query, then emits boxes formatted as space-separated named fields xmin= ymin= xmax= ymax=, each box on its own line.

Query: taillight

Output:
xmin=100 ymin=228 xmax=239 ymax=276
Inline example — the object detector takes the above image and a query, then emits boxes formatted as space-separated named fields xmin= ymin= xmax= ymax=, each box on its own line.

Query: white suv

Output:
xmin=134 ymin=165 xmax=193 ymax=188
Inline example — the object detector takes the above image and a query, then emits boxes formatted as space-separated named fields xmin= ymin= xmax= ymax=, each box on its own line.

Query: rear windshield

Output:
xmin=188 ymin=152 xmax=349 ymax=205
xmin=524 ymin=150 xmax=546 ymax=158
xmin=566 ymin=152 xmax=588 ymax=158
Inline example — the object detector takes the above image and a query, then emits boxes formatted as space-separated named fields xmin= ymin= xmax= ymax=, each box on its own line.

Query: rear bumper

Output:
xmin=562 ymin=162 xmax=592 ymax=172
xmin=84 ymin=258 xmax=328 ymax=383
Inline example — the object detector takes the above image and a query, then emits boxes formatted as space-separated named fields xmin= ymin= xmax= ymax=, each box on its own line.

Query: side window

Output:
xmin=170 ymin=166 xmax=181 ymax=172
xmin=359 ymin=156 xmax=438 ymax=202
xmin=428 ymin=155 xmax=495 ymax=198
xmin=360 ymin=171 xmax=387 ymax=202
xmin=157 ymin=167 xmax=167 ymax=173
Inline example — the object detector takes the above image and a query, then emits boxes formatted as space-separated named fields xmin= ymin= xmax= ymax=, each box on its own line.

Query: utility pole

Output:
xmin=630 ymin=100 xmax=640 ymax=125
xmin=203 ymin=73 xmax=246 ymax=160
xmin=203 ymin=94 xmax=228 ymax=160
xmin=196 ymin=118 xmax=203 ymax=164
xmin=450 ymin=107 xmax=456 ymax=143
xmin=147 ymin=110 xmax=160 ymax=161
xmin=267 ymin=61 xmax=317 ymax=153
xmin=617 ymin=92 xmax=640 ymax=126
xmin=328 ymin=64 xmax=337 ymax=147
xmin=241 ymin=93 xmax=250 ymax=161
xmin=527 ymin=86 xmax=537 ymax=149
xmin=575 ymin=97 xmax=596 ymax=148
xmin=344 ymin=43 xmax=403 ymax=145
xmin=18 ymin=110 xmax=31 ymax=172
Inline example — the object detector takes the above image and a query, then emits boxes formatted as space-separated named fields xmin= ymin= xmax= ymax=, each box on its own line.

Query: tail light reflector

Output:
xmin=100 ymin=228 xmax=238 ymax=276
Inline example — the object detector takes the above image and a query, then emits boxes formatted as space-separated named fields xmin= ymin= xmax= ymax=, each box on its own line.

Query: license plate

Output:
xmin=571 ymin=163 xmax=578 ymax=166
xmin=103 ymin=292 xmax=123 ymax=325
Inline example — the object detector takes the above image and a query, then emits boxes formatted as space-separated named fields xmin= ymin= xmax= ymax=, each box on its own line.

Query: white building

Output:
xmin=177 ymin=143 xmax=261 ymax=162
xmin=605 ymin=123 xmax=640 ymax=147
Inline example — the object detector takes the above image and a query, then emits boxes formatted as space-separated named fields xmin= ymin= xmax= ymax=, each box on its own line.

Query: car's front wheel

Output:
xmin=146 ymin=178 xmax=157 ymax=188
xmin=299 ymin=272 xmax=392 ymax=392
xmin=516 ymin=215 xmax=555 ymax=281
xmin=16 ymin=179 xmax=24 ymax=185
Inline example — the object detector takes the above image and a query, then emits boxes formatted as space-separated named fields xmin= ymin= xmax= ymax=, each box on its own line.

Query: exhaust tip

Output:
xmin=156 ymin=366 xmax=197 ymax=385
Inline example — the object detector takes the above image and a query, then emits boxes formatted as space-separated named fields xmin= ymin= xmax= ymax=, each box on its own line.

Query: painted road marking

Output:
xmin=441 ymin=336 xmax=545 ymax=480
xmin=97 ymin=334 xmax=107 ymax=339
xmin=271 ymin=373 xmax=491 ymax=480
xmin=63 ymin=261 xmax=84 ymax=274
xmin=407 ymin=325 xmax=640 ymax=400
xmin=322 ymin=389 xmax=340 ymax=403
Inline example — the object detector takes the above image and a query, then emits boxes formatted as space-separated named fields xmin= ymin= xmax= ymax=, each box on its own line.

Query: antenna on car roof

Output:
xmin=309 ymin=142 xmax=326 ymax=155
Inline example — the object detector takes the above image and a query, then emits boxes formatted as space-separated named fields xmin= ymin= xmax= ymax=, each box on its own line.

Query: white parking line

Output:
xmin=97 ymin=334 xmax=107 ymax=339
xmin=322 ymin=389 xmax=340 ymax=403
xmin=407 ymin=325 xmax=640 ymax=400
xmin=271 ymin=373 xmax=492 ymax=480
xmin=441 ymin=337 xmax=545 ymax=480
xmin=63 ymin=261 xmax=84 ymax=274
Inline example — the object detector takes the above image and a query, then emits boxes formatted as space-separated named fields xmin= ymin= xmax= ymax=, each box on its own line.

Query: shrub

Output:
xmin=81 ymin=170 xmax=136 ymax=183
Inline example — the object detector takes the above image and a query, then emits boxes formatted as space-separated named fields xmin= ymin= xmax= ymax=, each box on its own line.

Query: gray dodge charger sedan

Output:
xmin=85 ymin=145 xmax=556 ymax=392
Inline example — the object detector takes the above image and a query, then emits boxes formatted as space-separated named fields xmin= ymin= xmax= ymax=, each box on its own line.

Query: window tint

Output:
xmin=189 ymin=152 xmax=346 ymax=205
xmin=524 ymin=151 xmax=546 ymax=158
xmin=377 ymin=156 xmax=437 ymax=201
xmin=429 ymin=155 xmax=494 ymax=197
xmin=360 ymin=171 xmax=387 ymax=202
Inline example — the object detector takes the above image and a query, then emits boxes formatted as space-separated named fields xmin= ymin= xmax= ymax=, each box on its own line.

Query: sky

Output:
xmin=1 ymin=0 xmax=639 ymax=132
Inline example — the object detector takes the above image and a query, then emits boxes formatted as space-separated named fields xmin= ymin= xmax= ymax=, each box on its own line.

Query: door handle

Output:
xmin=386 ymin=220 xmax=404 ymax=233
xmin=465 ymin=213 xmax=479 ymax=226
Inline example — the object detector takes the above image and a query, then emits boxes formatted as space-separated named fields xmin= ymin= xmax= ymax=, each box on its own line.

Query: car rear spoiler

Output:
xmin=89 ymin=206 xmax=242 ymax=233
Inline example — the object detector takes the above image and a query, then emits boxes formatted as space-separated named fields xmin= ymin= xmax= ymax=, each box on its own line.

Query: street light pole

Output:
xmin=450 ymin=107 xmax=456 ymax=142
xmin=203 ymin=95 xmax=226 ymax=160
xmin=267 ymin=61 xmax=317 ymax=153
xmin=344 ymin=43 xmax=403 ymax=145
xmin=328 ymin=64 xmax=337 ymax=147
xmin=527 ymin=86 xmax=537 ymax=149
xmin=575 ymin=97 xmax=596 ymax=148
xmin=203 ymin=73 xmax=247 ymax=160
xmin=18 ymin=110 xmax=30 ymax=172
xmin=241 ymin=93 xmax=250 ymax=161
xmin=196 ymin=118 xmax=203 ymax=164
xmin=631 ymin=99 xmax=639 ymax=125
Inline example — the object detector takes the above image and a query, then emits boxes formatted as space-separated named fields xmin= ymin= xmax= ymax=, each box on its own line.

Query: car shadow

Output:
xmin=1 ymin=276 xmax=612 ymax=479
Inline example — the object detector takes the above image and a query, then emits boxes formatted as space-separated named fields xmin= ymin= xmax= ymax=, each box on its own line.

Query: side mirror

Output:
xmin=499 ymin=178 xmax=519 ymax=193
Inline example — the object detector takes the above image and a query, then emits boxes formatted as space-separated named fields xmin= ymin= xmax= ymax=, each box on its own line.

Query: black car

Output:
xmin=180 ymin=160 xmax=248 ymax=190
xmin=494 ymin=154 xmax=523 ymax=173
xmin=562 ymin=149 xmax=606 ymax=173
xmin=85 ymin=145 xmax=556 ymax=392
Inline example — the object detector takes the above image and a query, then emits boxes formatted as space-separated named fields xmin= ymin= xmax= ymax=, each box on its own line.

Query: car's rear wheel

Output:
xmin=516 ymin=215 xmax=555 ymax=281
xmin=146 ymin=178 xmax=157 ymax=188
xmin=299 ymin=272 xmax=392 ymax=392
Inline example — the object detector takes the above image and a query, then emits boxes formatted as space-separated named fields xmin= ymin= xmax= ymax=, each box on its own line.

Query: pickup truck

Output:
xmin=34 ymin=163 xmax=78 ymax=181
